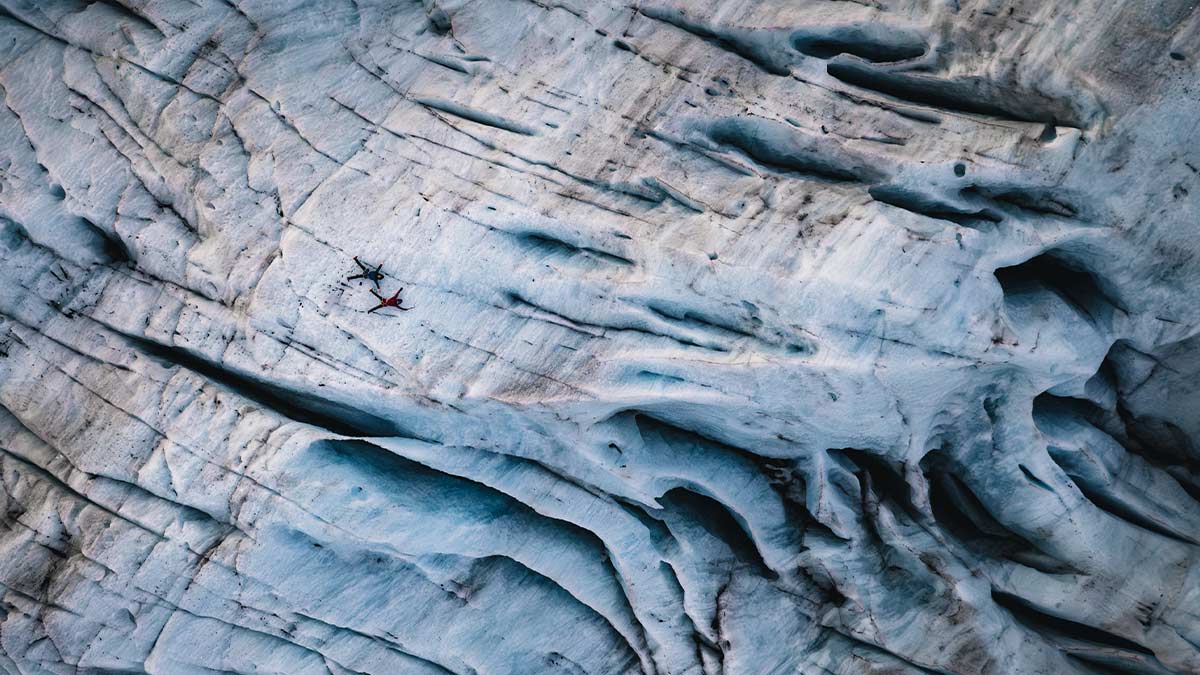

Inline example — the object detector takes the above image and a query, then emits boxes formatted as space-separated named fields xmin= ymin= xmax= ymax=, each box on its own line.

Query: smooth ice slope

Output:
xmin=0 ymin=0 xmax=1199 ymax=673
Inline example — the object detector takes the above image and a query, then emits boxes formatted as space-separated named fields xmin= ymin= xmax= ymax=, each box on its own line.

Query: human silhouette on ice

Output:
xmin=367 ymin=288 xmax=412 ymax=313
xmin=347 ymin=256 xmax=386 ymax=289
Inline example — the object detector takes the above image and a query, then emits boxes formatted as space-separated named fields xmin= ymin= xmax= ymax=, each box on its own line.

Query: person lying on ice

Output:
xmin=367 ymin=288 xmax=412 ymax=313
xmin=347 ymin=256 xmax=386 ymax=288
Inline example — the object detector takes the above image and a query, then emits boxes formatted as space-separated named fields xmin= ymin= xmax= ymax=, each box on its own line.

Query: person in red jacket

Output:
xmin=367 ymin=288 xmax=412 ymax=313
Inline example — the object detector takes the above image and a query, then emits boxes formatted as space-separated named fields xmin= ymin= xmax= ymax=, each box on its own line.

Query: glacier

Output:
xmin=0 ymin=0 xmax=1198 ymax=673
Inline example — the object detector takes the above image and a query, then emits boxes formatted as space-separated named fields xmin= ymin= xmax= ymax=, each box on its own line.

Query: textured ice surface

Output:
xmin=0 ymin=0 xmax=1198 ymax=673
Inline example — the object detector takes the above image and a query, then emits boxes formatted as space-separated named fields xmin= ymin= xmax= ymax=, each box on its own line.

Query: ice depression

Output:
xmin=0 ymin=0 xmax=1199 ymax=673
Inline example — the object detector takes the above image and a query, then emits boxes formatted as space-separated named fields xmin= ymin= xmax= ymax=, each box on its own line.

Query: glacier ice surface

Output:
xmin=0 ymin=0 xmax=1199 ymax=673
